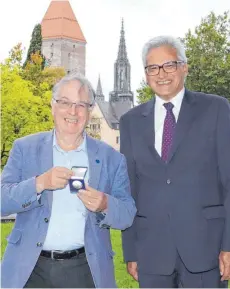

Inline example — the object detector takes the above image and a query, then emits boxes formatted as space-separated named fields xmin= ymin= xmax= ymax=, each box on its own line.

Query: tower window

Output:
xmin=116 ymin=136 xmax=119 ymax=144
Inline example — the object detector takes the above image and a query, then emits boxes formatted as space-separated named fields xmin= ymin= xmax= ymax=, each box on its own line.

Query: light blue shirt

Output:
xmin=42 ymin=133 xmax=89 ymax=250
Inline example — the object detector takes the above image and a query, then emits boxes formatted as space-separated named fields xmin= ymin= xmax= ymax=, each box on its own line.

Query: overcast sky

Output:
xmin=0 ymin=0 xmax=229 ymax=102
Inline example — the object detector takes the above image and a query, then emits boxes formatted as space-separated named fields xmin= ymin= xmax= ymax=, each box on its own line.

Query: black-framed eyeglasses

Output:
xmin=145 ymin=60 xmax=185 ymax=76
xmin=53 ymin=98 xmax=93 ymax=110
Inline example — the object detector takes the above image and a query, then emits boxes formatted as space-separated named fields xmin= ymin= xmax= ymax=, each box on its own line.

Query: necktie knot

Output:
xmin=163 ymin=102 xmax=174 ymax=111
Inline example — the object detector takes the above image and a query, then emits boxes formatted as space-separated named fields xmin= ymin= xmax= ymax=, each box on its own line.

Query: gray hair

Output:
xmin=142 ymin=36 xmax=187 ymax=67
xmin=52 ymin=73 xmax=96 ymax=105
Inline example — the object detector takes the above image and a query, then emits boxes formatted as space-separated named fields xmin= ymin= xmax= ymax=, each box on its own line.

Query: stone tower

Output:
xmin=41 ymin=0 xmax=86 ymax=75
xmin=109 ymin=19 xmax=133 ymax=107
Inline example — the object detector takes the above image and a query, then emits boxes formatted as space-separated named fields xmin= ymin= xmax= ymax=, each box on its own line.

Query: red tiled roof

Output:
xmin=41 ymin=0 xmax=86 ymax=42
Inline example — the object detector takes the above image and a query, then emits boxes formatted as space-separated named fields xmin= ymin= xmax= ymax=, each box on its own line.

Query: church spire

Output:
xmin=117 ymin=18 xmax=128 ymax=61
xmin=96 ymin=75 xmax=104 ymax=102
xmin=109 ymin=18 xmax=133 ymax=106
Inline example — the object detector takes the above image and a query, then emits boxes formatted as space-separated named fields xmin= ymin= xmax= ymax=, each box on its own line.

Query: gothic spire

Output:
xmin=96 ymin=75 xmax=104 ymax=102
xmin=96 ymin=75 xmax=103 ymax=95
xmin=109 ymin=18 xmax=133 ymax=106
xmin=117 ymin=18 xmax=128 ymax=61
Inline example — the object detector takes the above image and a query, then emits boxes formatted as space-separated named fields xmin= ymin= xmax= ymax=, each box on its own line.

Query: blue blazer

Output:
xmin=1 ymin=131 xmax=136 ymax=288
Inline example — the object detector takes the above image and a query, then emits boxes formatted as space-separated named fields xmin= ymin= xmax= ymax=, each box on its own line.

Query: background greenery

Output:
xmin=1 ymin=223 xmax=229 ymax=288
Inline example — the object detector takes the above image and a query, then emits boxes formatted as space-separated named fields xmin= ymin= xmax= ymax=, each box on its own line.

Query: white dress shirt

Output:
xmin=42 ymin=133 xmax=89 ymax=250
xmin=154 ymin=88 xmax=185 ymax=156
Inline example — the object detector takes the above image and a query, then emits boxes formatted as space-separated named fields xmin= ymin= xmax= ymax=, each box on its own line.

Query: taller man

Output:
xmin=120 ymin=36 xmax=230 ymax=288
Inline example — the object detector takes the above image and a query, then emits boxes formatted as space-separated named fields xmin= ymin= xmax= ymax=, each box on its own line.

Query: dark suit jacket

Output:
xmin=120 ymin=89 xmax=230 ymax=275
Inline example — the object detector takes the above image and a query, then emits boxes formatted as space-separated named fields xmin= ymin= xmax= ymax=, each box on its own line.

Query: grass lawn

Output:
xmin=1 ymin=222 xmax=138 ymax=288
xmin=1 ymin=222 xmax=229 ymax=288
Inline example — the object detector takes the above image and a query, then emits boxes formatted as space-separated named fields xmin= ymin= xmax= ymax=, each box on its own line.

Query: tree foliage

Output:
xmin=1 ymin=44 xmax=55 ymax=168
xmin=136 ymin=80 xmax=154 ymax=104
xmin=22 ymin=52 xmax=65 ymax=95
xmin=184 ymin=11 xmax=230 ymax=100
xmin=1 ymin=63 xmax=53 ymax=168
xmin=23 ymin=24 xmax=45 ymax=68
xmin=136 ymin=11 xmax=230 ymax=104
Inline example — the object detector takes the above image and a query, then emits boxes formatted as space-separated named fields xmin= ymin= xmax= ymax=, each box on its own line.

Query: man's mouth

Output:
xmin=157 ymin=80 xmax=172 ymax=85
xmin=64 ymin=118 xmax=78 ymax=124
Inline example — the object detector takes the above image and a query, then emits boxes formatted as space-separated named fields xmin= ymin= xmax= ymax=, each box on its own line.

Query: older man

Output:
xmin=1 ymin=74 xmax=136 ymax=288
xmin=120 ymin=36 xmax=230 ymax=288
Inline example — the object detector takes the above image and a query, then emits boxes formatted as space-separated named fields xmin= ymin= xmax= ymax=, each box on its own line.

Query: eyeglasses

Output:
xmin=53 ymin=98 xmax=93 ymax=110
xmin=145 ymin=61 xmax=185 ymax=76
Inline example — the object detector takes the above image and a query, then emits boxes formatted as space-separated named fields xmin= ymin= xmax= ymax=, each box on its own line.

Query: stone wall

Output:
xmin=42 ymin=38 xmax=86 ymax=75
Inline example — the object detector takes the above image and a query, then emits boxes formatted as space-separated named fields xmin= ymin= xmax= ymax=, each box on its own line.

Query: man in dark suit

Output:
xmin=120 ymin=35 xmax=230 ymax=288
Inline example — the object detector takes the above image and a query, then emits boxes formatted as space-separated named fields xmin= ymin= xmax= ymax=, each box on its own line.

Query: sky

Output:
xmin=0 ymin=0 xmax=229 ymax=102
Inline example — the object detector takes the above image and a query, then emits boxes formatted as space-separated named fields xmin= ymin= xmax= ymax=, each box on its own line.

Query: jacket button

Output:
xmin=166 ymin=179 xmax=171 ymax=184
xmin=44 ymin=218 xmax=49 ymax=223
xmin=36 ymin=242 xmax=43 ymax=247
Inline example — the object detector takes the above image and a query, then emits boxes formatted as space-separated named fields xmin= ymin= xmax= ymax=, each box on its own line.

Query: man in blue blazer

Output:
xmin=120 ymin=36 xmax=230 ymax=287
xmin=1 ymin=74 xmax=136 ymax=288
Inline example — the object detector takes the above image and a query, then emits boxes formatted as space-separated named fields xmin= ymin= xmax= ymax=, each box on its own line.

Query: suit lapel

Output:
xmin=141 ymin=98 xmax=163 ymax=164
xmin=86 ymin=135 xmax=102 ymax=190
xmin=168 ymin=89 xmax=200 ymax=162
xmin=38 ymin=130 xmax=54 ymax=210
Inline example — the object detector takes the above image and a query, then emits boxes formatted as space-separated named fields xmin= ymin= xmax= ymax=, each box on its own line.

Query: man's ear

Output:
xmin=184 ymin=63 xmax=189 ymax=76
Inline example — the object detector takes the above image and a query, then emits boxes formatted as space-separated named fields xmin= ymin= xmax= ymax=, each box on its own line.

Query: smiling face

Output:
xmin=145 ymin=45 xmax=188 ymax=100
xmin=51 ymin=80 xmax=91 ymax=137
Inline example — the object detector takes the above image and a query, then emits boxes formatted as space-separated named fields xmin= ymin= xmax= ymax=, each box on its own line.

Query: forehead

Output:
xmin=146 ymin=45 xmax=178 ymax=65
xmin=58 ymin=80 xmax=90 ymax=101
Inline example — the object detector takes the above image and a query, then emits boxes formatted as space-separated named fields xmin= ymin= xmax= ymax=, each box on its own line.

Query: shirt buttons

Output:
xmin=166 ymin=179 xmax=171 ymax=184
xmin=36 ymin=242 xmax=43 ymax=247
xmin=44 ymin=218 xmax=49 ymax=223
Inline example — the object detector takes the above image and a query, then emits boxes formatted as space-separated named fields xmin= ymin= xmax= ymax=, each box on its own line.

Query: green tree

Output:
xmin=42 ymin=67 xmax=66 ymax=89
xmin=22 ymin=52 xmax=66 ymax=95
xmin=184 ymin=11 xmax=230 ymax=100
xmin=23 ymin=24 xmax=45 ymax=68
xmin=136 ymin=80 xmax=154 ymax=104
xmin=1 ymin=46 xmax=54 ymax=168
xmin=5 ymin=43 xmax=25 ymax=68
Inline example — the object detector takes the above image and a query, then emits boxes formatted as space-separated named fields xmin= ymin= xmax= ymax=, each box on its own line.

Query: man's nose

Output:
xmin=158 ymin=66 xmax=167 ymax=78
xmin=68 ymin=104 xmax=77 ymax=115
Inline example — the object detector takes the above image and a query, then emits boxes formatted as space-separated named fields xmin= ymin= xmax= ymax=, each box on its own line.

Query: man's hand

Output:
xmin=127 ymin=261 xmax=138 ymax=281
xmin=36 ymin=167 xmax=73 ymax=193
xmin=219 ymin=251 xmax=230 ymax=281
xmin=78 ymin=184 xmax=108 ymax=212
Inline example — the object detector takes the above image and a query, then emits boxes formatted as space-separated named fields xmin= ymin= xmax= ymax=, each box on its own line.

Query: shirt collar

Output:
xmin=155 ymin=87 xmax=185 ymax=110
xmin=53 ymin=130 xmax=87 ymax=153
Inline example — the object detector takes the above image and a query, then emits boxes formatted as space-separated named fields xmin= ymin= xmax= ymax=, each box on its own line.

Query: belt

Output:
xmin=40 ymin=247 xmax=85 ymax=260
